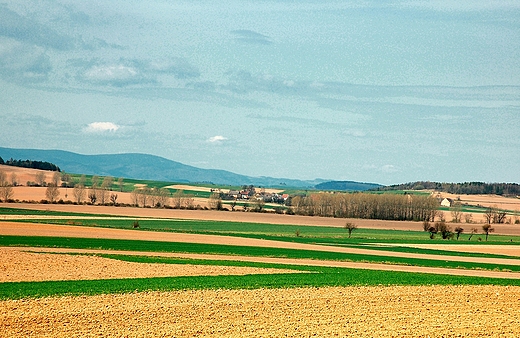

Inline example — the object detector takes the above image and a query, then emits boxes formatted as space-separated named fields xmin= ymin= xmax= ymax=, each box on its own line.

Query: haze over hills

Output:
xmin=0 ymin=147 xmax=382 ymax=190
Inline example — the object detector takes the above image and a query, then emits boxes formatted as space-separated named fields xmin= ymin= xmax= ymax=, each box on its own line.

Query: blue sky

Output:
xmin=1 ymin=0 xmax=519 ymax=185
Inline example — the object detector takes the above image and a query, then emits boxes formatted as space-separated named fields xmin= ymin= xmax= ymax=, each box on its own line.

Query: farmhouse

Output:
xmin=440 ymin=198 xmax=454 ymax=207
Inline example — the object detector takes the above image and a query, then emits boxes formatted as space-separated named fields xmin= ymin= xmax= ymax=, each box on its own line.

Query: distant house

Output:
xmin=440 ymin=198 xmax=454 ymax=207
xmin=228 ymin=190 xmax=239 ymax=198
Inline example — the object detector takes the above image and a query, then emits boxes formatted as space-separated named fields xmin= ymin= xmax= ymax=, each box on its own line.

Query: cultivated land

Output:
xmin=1 ymin=166 xmax=520 ymax=336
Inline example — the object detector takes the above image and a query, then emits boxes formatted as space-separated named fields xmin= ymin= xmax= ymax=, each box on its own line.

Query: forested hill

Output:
xmin=374 ymin=181 xmax=520 ymax=196
xmin=0 ymin=157 xmax=60 ymax=172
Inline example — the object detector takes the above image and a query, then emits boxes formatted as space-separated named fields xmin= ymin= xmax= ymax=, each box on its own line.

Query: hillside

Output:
xmin=0 ymin=147 xmax=333 ymax=188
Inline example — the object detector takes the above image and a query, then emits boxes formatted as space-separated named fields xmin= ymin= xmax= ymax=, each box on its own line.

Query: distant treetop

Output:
xmin=373 ymin=181 xmax=520 ymax=196
xmin=0 ymin=156 xmax=61 ymax=172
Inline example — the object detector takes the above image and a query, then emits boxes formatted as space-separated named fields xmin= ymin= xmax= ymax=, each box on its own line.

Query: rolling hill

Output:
xmin=0 ymin=147 xmax=381 ymax=190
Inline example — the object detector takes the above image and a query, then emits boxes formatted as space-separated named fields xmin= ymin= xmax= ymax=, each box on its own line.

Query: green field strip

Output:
xmin=0 ymin=207 xmax=115 ymax=217
xmin=2 ymin=236 xmax=520 ymax=273
xmin=2 ymin=267 xmax=520 ymax=300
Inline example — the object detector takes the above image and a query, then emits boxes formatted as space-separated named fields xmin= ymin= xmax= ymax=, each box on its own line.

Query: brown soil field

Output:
xmin=2 ymin=285 xmax=520 ymax=337
xmin=378 ymin=243 xmax=520 ymax=256
xmin=440 ymin=192 xmax=520 ymax=212
xmin=3 ymin=202 xmax=520 ymax=236
xmin=0 ymin=165 xmax=58 ymax=186
xmin=0 ymin=247 xmax=299 ymax=283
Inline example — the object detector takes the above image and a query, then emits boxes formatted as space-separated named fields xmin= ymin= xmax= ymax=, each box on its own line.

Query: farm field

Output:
xmin=1 ymin=201 xmax=520 ymax=336
xmin=1 ymin=165 xmax=520 ymax=336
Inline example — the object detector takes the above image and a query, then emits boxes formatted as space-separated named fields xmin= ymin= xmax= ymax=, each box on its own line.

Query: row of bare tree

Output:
xmin=289 ymin=192 xmax=439 ymax=221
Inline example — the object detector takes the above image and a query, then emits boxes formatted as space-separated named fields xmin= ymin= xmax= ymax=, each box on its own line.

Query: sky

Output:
xmin=1 ymin=0 xmax=519 ymax=185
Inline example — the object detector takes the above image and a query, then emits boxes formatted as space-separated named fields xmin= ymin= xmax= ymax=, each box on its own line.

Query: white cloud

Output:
xmin=207 ymin=135 xmax=227 ymax=143
xmin=381 ymin=164 xmax=398 ymax=173
xmin=84 ymin=65 xmax=137 ymax=82
xmin=84 ymin=122 xmax=120 ymax=133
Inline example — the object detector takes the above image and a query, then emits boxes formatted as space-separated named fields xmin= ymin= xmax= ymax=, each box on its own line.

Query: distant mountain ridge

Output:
xmin=0 ymin=147 xmax=381 ymax=190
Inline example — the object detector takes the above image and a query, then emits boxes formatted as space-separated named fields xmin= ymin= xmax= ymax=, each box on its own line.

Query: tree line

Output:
xmin=0 ymin=157 xmax=61 ymax=172
xmin=375 ymin=181 xmax=520 ymax=196
xmin=289 ymin=192 xmax=438 ymax=221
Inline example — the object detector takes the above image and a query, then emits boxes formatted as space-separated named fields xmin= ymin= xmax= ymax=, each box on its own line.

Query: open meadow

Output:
xmin=1 ymin=166 xmax=520 ymax=336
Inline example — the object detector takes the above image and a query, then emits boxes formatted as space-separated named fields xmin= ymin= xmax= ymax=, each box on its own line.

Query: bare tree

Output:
xmin=468 ymin=227 xmax=478 ymax=241
xmin=172 ymin=189 xmax=185 ymax=208
xmin=73 ymin=184 xmax=86 ymax=203
xmin=10 ymin=172 xmax=18 ymax=186
xmin=208 ymin=192 xmax=223 ymax=210
xmin=35 ymin=171 xmax=46 ymax=186
xmin=454 ymin=226 xmax=464 ymax=240
xmin=45 ymin=184 xmax=60 ymax=203
xmin=79 ymin=175 xmax=87 ymax=186
xmin=99 ymin=176 xmax=113 ymax=205
xmin=482 ymin=224 xmax=494 ymax=241
xmin=131 ymin=187 xmax=140 ymax=206
xmin=51 ymin=171 xmax=61 ymax=187
xmin=493 ymin=210 xmax=507 ymax=224
xmin=61 ymin=172 xmax=72 ymax=187
xmin=0 ymin=170 xmax=14 ymax=201
xmin=184 ymin=194 xmax=194 ymax=209
xmin=117 ymin=177 xmax=124 ymax=192
xmin=110 ymin=193 xmax=118 ymax=205
xmin=102 ymin=176 xmax=114 ymax=190
xmin=157 ymin=188 xmax=170 ymax=207
xmin=450 ymin=201 xmax=463 ymax=223
xmin=435 ymin=221 xmax=452 ymax=239
xmin=135 ymin=187 xmax=150 ymax=207
xmin=344 ymin=222 xmax=358 ymax=238
xmin=91 ymin=175 xmax=99 ymax=189
xmin=484 ymin=207 xmax=494 ymax=225
xmin=464 ymin=213 xmax=473 ymax=223
xmin=88 ymin=190 xmax=97 ymax=204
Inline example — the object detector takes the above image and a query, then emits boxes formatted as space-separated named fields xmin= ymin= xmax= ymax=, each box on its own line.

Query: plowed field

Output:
xmin=2 ymin=286 xmax=520 ymax=337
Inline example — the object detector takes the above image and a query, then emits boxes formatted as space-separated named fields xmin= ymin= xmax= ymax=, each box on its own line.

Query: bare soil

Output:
xmin=0 ymin=247 xmax=299 ymax=283
xmin=1 ymin=285 xmax=520 ymax=337
xmin=5 ymin=202 xmax=520 ymax=236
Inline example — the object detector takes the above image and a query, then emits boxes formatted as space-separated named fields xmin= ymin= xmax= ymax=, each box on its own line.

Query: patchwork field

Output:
xmin=1 ymin=172 xmax=520 ymax=336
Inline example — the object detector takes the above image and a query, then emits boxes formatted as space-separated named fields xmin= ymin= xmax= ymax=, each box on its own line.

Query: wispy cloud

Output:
xmin=84 ymin=122 xmax=120 ymax=133
xmin=231 ymin=30 xmax=273 ymax=45
xmin=73 ymin=57 xmax=200 ymax=87
xmin=381 ymin=164 xmax=399 ymax=173
xmin=0 ymin=39 xmax=52 ymax=84
xmin=0 ymin=6 xmax=76 ymax=50
xmin=207 ymin=135 xmax=227 ymax=143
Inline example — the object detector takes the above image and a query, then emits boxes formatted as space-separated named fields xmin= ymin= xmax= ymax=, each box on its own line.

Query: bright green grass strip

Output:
xmin=0 ymin=207 xmax=114 ymax=217
xmin=2 ymin=267 xmax=520 ymax=300
xmin=2 ymin=235 xmax=520 ymax=272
